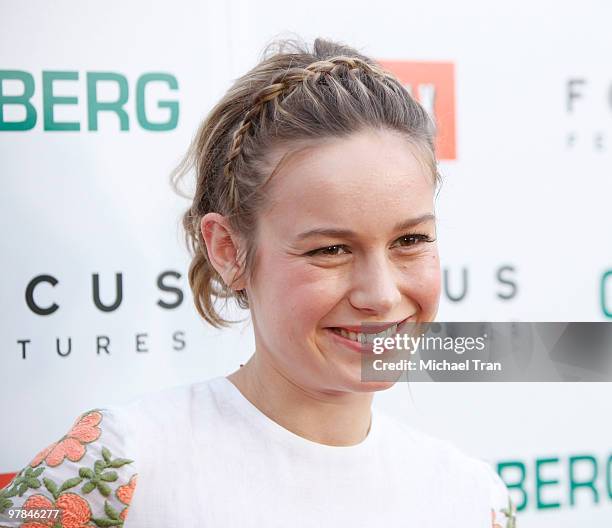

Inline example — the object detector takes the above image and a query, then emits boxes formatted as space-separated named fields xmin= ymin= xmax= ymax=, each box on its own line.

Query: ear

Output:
xmin=200 ymin=213 xmax=247 ymax=291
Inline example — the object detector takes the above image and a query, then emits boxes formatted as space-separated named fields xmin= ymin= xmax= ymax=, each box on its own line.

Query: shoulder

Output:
xmin=374 ymin=410 xmax=479 ymax=470
xmin=0 ymin=407 xmax=138 ymax=526
xmin=374 ymin=410 xmax=516 ymax=526
xmin=0 ymin=379 xmax=220 ymax=526
xmin=94 ymin=377 xmax=222 ymax=434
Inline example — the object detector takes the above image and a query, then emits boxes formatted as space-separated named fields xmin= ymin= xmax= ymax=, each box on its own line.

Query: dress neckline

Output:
xmin=209 ymin=375 xmax=380 ymax=455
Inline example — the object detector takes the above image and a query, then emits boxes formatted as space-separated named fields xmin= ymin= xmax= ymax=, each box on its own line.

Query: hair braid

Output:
xmin=223 ymin=56 xmax=395 ymax=213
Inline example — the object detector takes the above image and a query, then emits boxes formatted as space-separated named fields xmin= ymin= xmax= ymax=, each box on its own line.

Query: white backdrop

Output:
xmin=1 ymin=1 xmax=611 ymax=525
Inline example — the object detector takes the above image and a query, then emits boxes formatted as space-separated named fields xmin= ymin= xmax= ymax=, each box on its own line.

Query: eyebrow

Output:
xmin=294 ymin=214 xmax=436 ymax=241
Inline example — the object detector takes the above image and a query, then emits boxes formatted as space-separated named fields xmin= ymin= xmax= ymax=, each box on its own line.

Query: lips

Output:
xmin=324 ymin=315 xmax=416 ymax=352
xmin=328 ymin=314 xmax=413 ymax=334
xmin=325 ymin=327 xmax=376 ymax=354
xmin=331 ymin=324 xmax=399 ymax=345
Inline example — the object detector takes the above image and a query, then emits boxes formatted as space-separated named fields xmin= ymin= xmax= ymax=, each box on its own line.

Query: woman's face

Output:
xmin=246 ymin=127 xmax=441 ymax=394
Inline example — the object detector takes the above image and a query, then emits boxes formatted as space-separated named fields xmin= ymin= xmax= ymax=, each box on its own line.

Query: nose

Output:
xmin=348 ymin=252 xmax=403 ymax=316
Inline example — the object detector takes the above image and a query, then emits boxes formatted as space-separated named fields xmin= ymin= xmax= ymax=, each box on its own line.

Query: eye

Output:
xmin=306 ymin=244 xmax=350 ymax=257
xmin=394 ymin=233 xmax=436 ymax=248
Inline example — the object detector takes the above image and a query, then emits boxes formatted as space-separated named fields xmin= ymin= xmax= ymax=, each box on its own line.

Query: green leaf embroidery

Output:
xmin=26 ymin=478 xmax=41 ymax=488
xmin=81 ymin=482 xmax=96 ymax=494
xmin=100 ymin=472 xmax=118 ymax=482
xmin=501 ymin=496 xmax=517 ymax=528
xmin=104 ymin=500 xmax=121 ymax=520
xmin=43 ymin=477 xmax=58 ymax=499
xmin=78 ymin=448 xmax=134 ymax=500
xmin=79 ymin=467 xmax=95 ymax=479
xmin=58 ymin=477 xmax=83 ymax=493
xmin=0 ymin=476 xmax=21 ymax=512
xmin=101 ymin=447 xmax=112 ymax=463
xmin=10 ymin=467 xmax=44 ymax=496
xmin=0 ymin=497 xmax=13 ymax=513
xmin=91 ymin=517 xmax=123 ymax=527
xmin=109 ymin=459 xmax=133 ymax=469
xmin=94 ymin=460 xmax=105 ymax=475
xmin=97 ymin=482 xmax=111 ymax=497
xmin=2 ymin=486 xmax=17 ymax=499
xmin=30 ymin=467 xmax=45 ymax=478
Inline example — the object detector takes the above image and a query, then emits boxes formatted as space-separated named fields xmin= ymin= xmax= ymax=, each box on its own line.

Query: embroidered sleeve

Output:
xmin=0 ymin=408 xmax=138 ymax=527
xmin=488 ymin=465 xmax=517 ymax=528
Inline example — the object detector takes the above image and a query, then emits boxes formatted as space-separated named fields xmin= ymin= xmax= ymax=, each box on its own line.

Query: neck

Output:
xmin=226 ymin=352 xmax=373 ymax=447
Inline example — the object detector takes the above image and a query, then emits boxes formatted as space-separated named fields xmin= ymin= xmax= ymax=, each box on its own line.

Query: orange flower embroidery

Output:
xmin=20 ymin=492 xmax=94 ymax=528
xmin=116 ymin=474 xmax=138 ymax=520
xmin=491 ymin=508 xmax=504 ymax=528
xmin=30 ymin=411 xmax=103 ymax=468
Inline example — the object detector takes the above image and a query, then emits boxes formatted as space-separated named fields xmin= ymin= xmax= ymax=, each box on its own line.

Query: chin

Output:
xmin=346 ymin=378 xmax=398 ymax=393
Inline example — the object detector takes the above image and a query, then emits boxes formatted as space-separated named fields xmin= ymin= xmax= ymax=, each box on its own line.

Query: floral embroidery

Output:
xmin=491 ymin=496 xmax=517 ymax=528
xmin=0 ymin=472 xmax=21 ymax=512
xmin=501 ymin=496 xmax=517 ymax=527
xmin=0 ymin=410 xmax=138 ymax=528
xmin=78 ymin=447 xmax=132 ymax=497
xmin=21 ymin=492 xmax=94 ymax=527
xmin=116 ymin=475 xmax=137 ymax=520
xmin=30 ymin=411 xmax=103 ymax=468
xmin=491 ymin=508 xmax=503 ymax=528
xmin=1 ymin=466 xmax=45 ymax=506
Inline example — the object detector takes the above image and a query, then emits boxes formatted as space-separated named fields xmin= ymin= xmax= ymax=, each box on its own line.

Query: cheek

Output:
xmin=283 ymin=268 xmax=345 ymax=328
xmin=255 ymin=253 xmax=344 ymax=334
xmin=403 ymin=252 xmax=441 ymax=314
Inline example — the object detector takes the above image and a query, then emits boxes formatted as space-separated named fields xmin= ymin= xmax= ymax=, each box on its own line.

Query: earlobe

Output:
xmin=200 ymin=213 xmax=246 ymax=291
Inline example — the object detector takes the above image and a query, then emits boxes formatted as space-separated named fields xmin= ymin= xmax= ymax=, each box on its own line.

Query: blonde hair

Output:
xmin=171 ymin=36 xmax=440 ymax=329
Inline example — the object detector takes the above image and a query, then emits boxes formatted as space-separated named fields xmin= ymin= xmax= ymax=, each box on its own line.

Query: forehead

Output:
xmin=261 ymin=129 xmax=435 ymax=235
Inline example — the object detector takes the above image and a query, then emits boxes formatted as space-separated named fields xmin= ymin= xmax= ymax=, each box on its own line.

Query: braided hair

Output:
xmin=171 ymin=36 xmax=439 ymax=329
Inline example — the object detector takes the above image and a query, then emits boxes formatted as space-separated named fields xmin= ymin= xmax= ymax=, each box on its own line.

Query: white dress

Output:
xmin=0 ymin=376 xmax=516 ymax=527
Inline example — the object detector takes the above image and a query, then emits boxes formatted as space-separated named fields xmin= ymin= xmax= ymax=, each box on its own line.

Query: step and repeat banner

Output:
xmin=1 ymin=1 xmax=611 ymax=525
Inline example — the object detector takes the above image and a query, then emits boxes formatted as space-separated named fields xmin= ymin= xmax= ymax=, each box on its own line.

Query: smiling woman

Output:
xmin=0 ymin=37 xmax=516 ymax=527
xmin=217 ymin=128 xmax=442 ymax=398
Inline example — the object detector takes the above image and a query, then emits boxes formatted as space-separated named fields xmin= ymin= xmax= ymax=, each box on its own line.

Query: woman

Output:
xmin=0 ymin=37 xmax=516 ymax=527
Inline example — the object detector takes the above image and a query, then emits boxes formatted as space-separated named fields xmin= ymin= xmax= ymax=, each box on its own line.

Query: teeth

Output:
xmin=334 ymin=324 xmax=398 ymax=343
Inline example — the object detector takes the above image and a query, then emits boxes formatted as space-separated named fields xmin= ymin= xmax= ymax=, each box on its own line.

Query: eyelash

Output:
xmin=305 ymin=233 xmax=436 ymax=257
